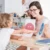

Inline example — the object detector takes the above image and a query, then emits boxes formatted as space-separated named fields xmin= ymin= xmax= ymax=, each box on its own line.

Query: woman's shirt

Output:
xmin=35 ymin=17 xmax=49 ymax=37
xmin=0 ymin=28 xmax=14 ymax=50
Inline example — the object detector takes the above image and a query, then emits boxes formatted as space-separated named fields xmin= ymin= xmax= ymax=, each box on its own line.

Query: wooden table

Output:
xmin=10 ymin=35 xmax=49 ymax=50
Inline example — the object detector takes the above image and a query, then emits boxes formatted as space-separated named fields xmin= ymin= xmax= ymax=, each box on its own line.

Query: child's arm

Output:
xmin=12 ymin=29 xmax=23 ymax=35
xmin=10 ymin=29 xmax=23 ymax=40
xmin=12 ymin=29 xmax=37 ymax=35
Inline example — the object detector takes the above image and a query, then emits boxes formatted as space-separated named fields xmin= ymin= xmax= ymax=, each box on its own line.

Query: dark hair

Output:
xmin=29 ymin=1 xmax=43 ymax=15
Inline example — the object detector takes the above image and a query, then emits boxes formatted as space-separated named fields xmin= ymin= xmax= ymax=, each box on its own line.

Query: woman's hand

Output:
xmin=22 ymin=28 xmax=37 ymax=34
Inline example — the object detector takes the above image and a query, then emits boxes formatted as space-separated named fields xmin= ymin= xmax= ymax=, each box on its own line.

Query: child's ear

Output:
xmin=8 ymin=22 xmax=10 ymax=27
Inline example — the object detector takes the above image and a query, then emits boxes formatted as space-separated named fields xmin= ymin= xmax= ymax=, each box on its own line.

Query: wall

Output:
xmin=4 ymin=0 xmax=50 ymax=19
xmin=0 ymin=0 xmax=4 ymax=12
xmin=4 ymin=0 xmax=40 ymax=16
xmin=40 ymin=0 xmax=50 ymax=20
xmin=5 ymin=0 xmax=23 ymax=16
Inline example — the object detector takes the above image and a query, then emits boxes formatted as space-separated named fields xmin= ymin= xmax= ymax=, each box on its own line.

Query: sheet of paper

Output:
xmin=24 ymin=19 xmax=36 ymax=30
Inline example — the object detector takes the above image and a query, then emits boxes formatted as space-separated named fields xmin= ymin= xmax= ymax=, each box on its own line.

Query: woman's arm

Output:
xmin=44 ymin=24 xmax=50 ymax=38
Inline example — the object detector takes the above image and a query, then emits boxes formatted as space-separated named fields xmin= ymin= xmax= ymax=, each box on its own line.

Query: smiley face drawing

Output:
xmin=25 ymin=23 xmax=34 ymax=30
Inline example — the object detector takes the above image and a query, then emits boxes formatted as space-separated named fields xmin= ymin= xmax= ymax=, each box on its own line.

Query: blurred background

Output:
xmin=0 ymin=0 xmax=50 ymax=19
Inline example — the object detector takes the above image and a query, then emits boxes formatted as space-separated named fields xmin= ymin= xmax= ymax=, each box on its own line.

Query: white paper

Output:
xmin=24 ymin=18 xmax=36 ymax=30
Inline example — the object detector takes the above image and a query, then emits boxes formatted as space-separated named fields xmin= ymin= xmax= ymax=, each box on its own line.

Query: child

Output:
xmin=0 ymin=13 xmax=35 ymax=50
xmin=0 ymin=13 xmax=23 ymax=50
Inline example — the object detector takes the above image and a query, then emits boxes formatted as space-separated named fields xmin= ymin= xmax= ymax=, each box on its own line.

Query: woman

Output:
xmin=17 ymin=1 xmax=50 ymax=50
xmin=28 ymin=1 xmax=50 ymax=38
xmin=27 ymin=1 xmax=50 ymax=50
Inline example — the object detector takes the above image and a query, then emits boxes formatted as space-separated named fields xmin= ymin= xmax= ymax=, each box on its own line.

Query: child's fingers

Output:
xmin=10 ymin=35 xmax=22 ymax=40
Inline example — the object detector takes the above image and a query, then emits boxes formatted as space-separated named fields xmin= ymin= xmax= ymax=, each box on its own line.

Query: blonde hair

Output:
xmin=0 ymin=13 xmax=12 ymax=28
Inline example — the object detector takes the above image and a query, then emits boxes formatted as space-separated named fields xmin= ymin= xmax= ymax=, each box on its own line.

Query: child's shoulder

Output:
xmin=1 ymin=28 xmax=14 ymax=31
xmin=0 ymin=28 xmax=14 ymax=34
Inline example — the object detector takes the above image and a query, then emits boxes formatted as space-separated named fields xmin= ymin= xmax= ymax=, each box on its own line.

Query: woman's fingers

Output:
xmin=22 ymin=29 xmax=37 ymax=34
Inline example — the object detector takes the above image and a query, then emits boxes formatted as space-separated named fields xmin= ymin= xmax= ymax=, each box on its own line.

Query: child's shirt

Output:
xmin=0 ymin=28 xmax=14 ymax=50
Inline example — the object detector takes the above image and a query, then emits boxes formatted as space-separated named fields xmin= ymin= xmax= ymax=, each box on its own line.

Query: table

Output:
xmin=10 ymin=35 xmax=50 ymax=50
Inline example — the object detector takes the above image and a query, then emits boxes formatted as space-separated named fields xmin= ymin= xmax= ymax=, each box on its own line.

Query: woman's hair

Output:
xmin=0 ymin=13 xmax=12 ymax=28
xmin=29 ymin=1 xmax=43 ymax=15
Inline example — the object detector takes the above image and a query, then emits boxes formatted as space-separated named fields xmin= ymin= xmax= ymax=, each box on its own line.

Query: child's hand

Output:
xmin=10 ymin=35 xmax=22 ymax=40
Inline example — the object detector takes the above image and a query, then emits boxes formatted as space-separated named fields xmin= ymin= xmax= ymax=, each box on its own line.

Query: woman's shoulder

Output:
xmin=43 ymin=17 xmax=49 ymax=24
xmin=44 ymin=17 xmax=49 ymax=20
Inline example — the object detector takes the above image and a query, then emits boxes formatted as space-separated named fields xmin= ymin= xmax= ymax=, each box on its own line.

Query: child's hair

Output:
xmin=0 ymin=13 xmax=12 ymax=28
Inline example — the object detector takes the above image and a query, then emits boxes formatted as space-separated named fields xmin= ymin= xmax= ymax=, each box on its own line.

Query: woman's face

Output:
xmin=29 ymin=6 xmax=40 ymax=18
